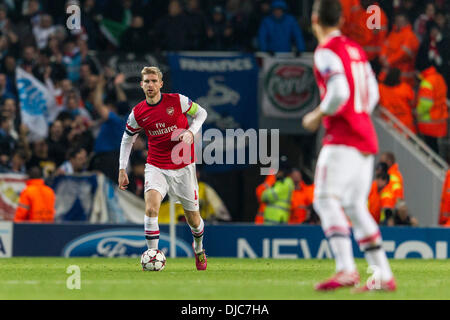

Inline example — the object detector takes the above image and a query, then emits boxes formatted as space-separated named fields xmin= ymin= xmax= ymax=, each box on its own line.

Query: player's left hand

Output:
xmin=178 ymin=130 xmax=194 ymax=144
xmin=302 ymin=107 xmax=323 ymax=132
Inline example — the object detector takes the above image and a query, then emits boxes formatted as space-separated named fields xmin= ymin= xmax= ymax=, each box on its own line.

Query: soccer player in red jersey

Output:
xmin=303 ymin=0 xmax=396 ymax=291
xmin=118 ymin=66 xmax=208 ymax=270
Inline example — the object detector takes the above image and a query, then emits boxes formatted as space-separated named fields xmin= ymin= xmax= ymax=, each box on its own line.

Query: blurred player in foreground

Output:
xmin=302 ymin=0 xmax=396 ymax=291
xmin=118 ymin=66 xmax=208 ymax=270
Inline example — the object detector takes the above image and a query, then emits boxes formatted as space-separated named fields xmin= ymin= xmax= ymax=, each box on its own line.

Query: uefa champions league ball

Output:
xmin=141 ymin=249 xmax=166 ymax=271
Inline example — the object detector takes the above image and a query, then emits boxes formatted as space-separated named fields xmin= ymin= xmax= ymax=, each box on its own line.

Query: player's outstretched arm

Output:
xmin=118 ymin=130 xmax=138 ymax=190
xmin=186 ymin=102 xmax=207 ymax=135
xmin=179 ymin=99 xmax=208 ymax=144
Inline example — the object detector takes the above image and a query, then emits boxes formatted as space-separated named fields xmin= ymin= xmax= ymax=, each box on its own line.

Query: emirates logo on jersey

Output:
xmin=167 ymin=106 xmax=174 ymax=116
xmin=264 ymin=63 xmax=318 ymax=111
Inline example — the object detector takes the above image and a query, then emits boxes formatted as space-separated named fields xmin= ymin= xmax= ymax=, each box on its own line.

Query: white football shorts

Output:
xmin=144 ymin=162 xmax=199 ymax=211
xmin=313 ymin=144 xmax=374 ymax=207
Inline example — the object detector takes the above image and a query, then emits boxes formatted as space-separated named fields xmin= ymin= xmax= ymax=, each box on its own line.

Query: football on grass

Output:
xmin=141 ymin=249 xmax=166 ymax=271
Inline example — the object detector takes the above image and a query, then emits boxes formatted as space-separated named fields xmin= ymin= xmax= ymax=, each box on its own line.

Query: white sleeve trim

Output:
xmin=125 ymin=109 xmax=141 ymax=135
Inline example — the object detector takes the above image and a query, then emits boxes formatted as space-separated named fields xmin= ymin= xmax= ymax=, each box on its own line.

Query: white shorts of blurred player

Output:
xmin=313 ymin=145 xmax=379 ymax=241
xmin=144 ymin=162 xmax=199 ymax=212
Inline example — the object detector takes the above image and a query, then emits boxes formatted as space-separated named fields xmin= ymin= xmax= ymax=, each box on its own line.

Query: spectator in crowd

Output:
xmin=0 ymin=100 xmax=30 ymax=171
xmin=368 ymin=164 xmax=390 ymax=224
xmin=0 ymin=73 xmax=15 ymax=100
xmin=89 ymin=73 xmax=127 ymax=182
xmin=32 ymin=48 xmax=53 ymax=83
xmin=9 ymin=149 xmax=28 ymax=174
xmin=439 ymin=169 xmax=450 ymax=226
xmin=378 ymin=67 xmax=417 ymax=134
xmin=248 ymin=0 xmax=271 ymax=50
xmin=340 ymin=1 xmax=371 ymax=55
xmin=0 ymin=116 xmax=17 ymax=168
xmin=14 ymin=165 xmax=55 ymax=223
xmin=0 ymin=5 xmax=20 ymax=59
xmin=415 ymin=61 xmax=448 ymax=155
xmin=288 ymin=168 xmax=314 ymax=224
xmin=228 ymin=0 xmax=252 ymax=51
xmin=78 ymin=0 xmax=102 ymax=50
xmin=27 ymin=139 xmax=57 ymax=178
xmin=413 ymin=2 xmax=435 ymax=42
xmin=416 ymin=21 xmax=450 ymax=90
xmin=154 ymin=0 xmax=190 ymax=51
xmin=79 ymin=62 xmax=94 ymax=103
xmin=186 ymin=0 xmax=208 ymax=51
xmin=387 ymin=200 xmax=418 ymax=226
xmin=359 ymin=0 xmax=389 ymax=74
xmin=339 ymin=0 xmax=360 ymax=39
xmin=261 ymin=156 xmax=294 ymax=224
xmin=99 ymin=0 xmax=133 ymax=48
xmin=379 ymin=151 xmax=405 ymax=204
xmin=32 ymin=13 xmax=56 ymax=50
xmin=196 ymin=169 xmax=231 ymax=222
xmin=46 ymin=34 xmax=64 ymax=65
xmin=62 ymin=88 xmax=91 ymax=122
xmin=375 ymin=162 xmax=397 ymax=225
xmin=62 ymin=38 xmax=82 ymax=83
xmin=66 ymin=115 xmax=94 ymax=154
xmin=101 ymin=66 xmax=126 ymax=108
xmin=159 ymin=168 xmax=232 ymax=223
xmin=47 ymin=119 xmax=68 ymax=167
xmin=434 ymin=11 xmax=450 ymax=37
xmin=56 ymin=146 xmax=88 ymax=175
xmin=205 ymin=6 xmax=234 ymax=51
xmin=20 ymin=44 xmax=37 ymax=72
xmin=55 ymin=110 xmax=74 ymax=133
xmin=120 ymin=15 xmax=151 ymax=54
xmin=255 ymin=170 xmax=276 ymax=224
xmin=257 ymin=0 xmax=305 ymax=54
xmin=0 ymin=97 xmax=20 ymax=138
xmin=10 ymin=1 xmax=37 ymax=48
xmin=398 ymin=0 xmax=422 ymax=26
xmin=379 ymin=11 xmax=420 ymax=87
xmin=1 ymin=55 xmax=18 ymax=85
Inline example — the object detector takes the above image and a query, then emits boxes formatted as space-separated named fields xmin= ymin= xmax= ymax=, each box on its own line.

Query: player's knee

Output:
xmin=145 ymin=206 xmax=159 ymax=217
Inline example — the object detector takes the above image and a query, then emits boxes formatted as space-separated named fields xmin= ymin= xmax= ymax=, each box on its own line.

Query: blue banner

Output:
xmin=168 ymin=53 xmax=259 ymax=172
xmin=12 ymin=224 xmax=450 ymax=259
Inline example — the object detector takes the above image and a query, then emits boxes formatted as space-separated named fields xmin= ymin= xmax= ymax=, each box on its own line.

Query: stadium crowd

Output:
xmin=0 ymin=0 xmax=449 ymax=225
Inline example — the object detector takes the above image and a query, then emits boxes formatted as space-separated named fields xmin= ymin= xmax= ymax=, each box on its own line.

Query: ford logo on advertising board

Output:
xmin=61 ymin=229 xmax=193 ymax=257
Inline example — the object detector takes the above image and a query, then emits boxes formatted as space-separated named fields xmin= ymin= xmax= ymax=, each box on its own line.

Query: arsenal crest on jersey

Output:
xmin=167 ymin=106 xmax=174 ymax=116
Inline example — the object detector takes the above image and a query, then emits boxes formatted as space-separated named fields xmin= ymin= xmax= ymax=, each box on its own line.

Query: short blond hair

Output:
xmin=141 ymin=66 xmax=163 ymax=81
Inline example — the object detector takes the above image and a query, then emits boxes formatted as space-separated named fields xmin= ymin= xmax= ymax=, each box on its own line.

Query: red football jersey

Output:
xmin=314 ymin=33 xmax=379 ymax=154
xmin=125 ymin=93 xmax=195 ymax=170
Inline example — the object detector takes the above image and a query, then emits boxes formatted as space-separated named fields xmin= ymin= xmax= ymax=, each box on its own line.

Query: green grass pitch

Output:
xmin=0 ymin=257 xmax=449 ymax=300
